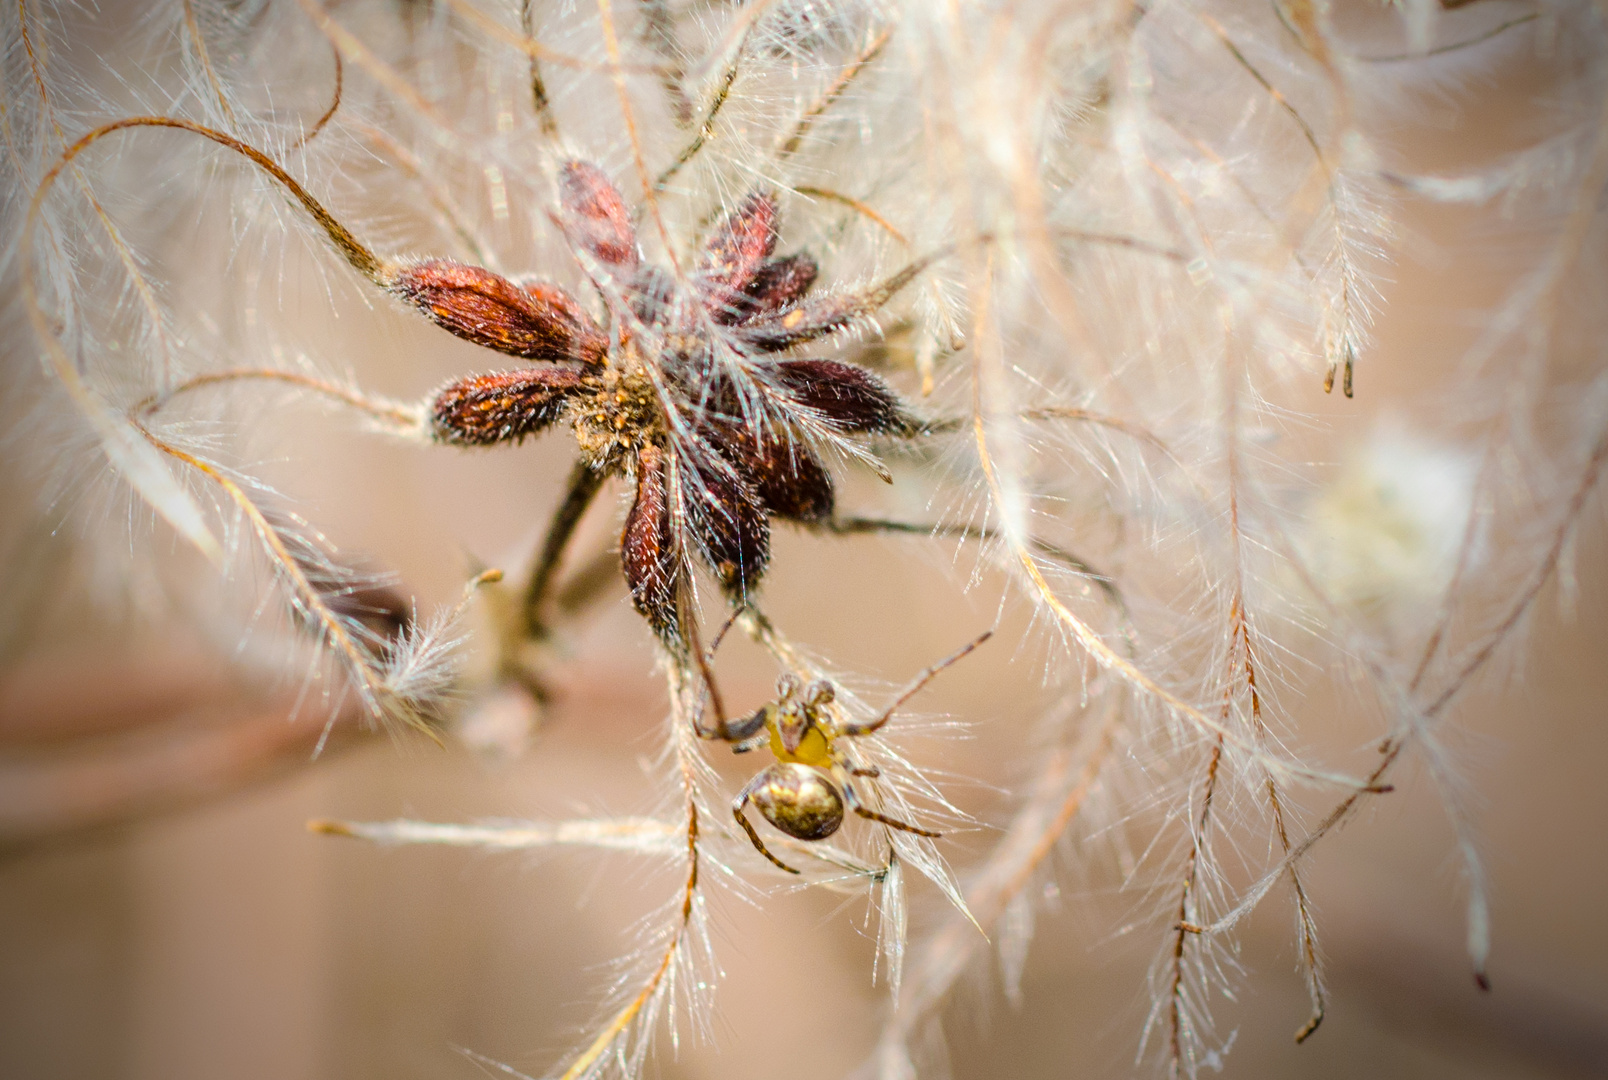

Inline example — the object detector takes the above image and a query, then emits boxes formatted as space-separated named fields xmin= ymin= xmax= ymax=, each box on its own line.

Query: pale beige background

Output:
xmin=3 ymin=12 xmax=1606 ymax=1080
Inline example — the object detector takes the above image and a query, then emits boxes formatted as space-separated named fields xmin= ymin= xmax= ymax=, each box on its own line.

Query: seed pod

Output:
xmin=559 ymin=161 xmax=639 ymax=268
xmin=772 ymin=358 xmax=907 ymax=433
xmin=621 ymin=445 xmax=680 ymax=639
xmin=430 ymin=367 xmax=588 ymax=446
xmin=750 ymin=763 xmax=844 ymax=840
xmin=393 ymin=260 xmax=607 ymax=364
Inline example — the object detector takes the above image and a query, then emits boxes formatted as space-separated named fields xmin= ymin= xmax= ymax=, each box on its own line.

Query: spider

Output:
xmin=720 ymin=629 xmax=991 ymax=874
xmin=404 ymin=160 xmax=927 ymax=647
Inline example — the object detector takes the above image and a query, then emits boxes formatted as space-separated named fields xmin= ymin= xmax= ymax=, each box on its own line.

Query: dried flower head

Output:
xmin=411 ymin=162 xmax=915 ymax=641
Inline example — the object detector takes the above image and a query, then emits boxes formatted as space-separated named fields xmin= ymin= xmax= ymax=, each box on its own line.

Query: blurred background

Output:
xmin=3 ymin=3 xmax=1606 ymax=1079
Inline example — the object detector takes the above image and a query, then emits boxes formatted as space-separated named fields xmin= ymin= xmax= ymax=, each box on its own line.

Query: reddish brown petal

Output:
xmin=697 ymin=192 xmax=778 ymax=318
xmin=622 ymin=445 xmax=679 ymax=639
xmin=702 ymin=417 xmax=834 ymax=523
xmin=747 ymin=254 xmax=818 ymax=311
xmin=735 ymin=258 xmax=926 ymax=353
xmin=684 ymin=451 xmax=771 ymax=594
xmin=430 ymin=367 xmax=589 ymax=446
xmin=771 ymin=359 xmax=907 ymax=433
xmin=751 ymin=440 xmax=834 ymax=523
xmin=734 ymin=293 xmax=854 ymax=352
xmin=558 ymin=161 xmax=639 ymax=268
xmin=393 ymin=260 xmax=607 ymax=364
xmin=713 ymin=254 xmax=819 ymax=326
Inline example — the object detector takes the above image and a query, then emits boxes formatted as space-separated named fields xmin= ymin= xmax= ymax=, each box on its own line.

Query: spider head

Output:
xmin=768 ymin=674 xmax=837 ymax=757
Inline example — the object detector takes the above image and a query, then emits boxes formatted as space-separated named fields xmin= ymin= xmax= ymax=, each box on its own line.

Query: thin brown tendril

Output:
xmin=289 ymin=45 xmax=343 ymax=151
xmin=135 ymin=368 xmax=420 ymax=429
xmin=35 ymin=116 xmax=384 ymax=282
xmin=794 ymin=186 xmax=907 ymax=244
xmin=655 ymin=50 xmax=743 ymax=191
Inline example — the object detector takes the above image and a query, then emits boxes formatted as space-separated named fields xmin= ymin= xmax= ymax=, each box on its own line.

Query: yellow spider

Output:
xmin=721 ymin=631 xmax=991 ymax=874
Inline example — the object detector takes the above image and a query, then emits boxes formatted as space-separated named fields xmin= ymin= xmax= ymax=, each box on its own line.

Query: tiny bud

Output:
xmin=307 ymin=819 xmax=354 ymax=836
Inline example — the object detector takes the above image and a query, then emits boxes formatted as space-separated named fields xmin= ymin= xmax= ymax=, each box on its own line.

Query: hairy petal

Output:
xmin=621 ymin=445 xmax=679 ymax=640
xmin=392 ymin=260 xmax=606 ymax=364
xmin=771 ymin=358 xmax=907 ymax=433
xmin=430 ymin=367 xmax=588 ymax=446
xmin=698 ymin=191 xmax=779 ymax=319
xmin=748 ymin=254 xmax=819 ymax=311
xmin=736 ymin=259 xmax=927 ymax=352
xmin=684 ymin=449 xmax=770 ymax=595
xmin=715 ymin=254 xmax=819 ymax=326
xmin=558 ymin=160 xmax=639 ymax=268
xmin=701 ymin=416 xmax=835 ymax=523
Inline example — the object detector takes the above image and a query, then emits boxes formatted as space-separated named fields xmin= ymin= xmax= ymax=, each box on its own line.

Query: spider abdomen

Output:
xmin=750 ymin=763 xmax=844 ymax=841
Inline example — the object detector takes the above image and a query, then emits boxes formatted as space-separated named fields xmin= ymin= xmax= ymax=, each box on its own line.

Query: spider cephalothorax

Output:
xmin=401 ymin=161 xmax=921 ymax=642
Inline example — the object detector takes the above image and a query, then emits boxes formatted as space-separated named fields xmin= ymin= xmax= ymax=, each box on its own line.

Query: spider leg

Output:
xmin=822 ymin=516 xmax=1125 ymax=615
xmin=706 ymin=606 xmax=744 ymax=660
xmin=717 ymin=705 xmax=771 ymax=748
xmin=733 ymin=776 xmax=802 ymax=874
xmin=839 ymin=629 xmax=992 ymax=737
xmin=842 ymin=779 xmax=941 ymax=838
